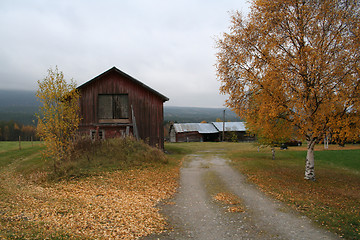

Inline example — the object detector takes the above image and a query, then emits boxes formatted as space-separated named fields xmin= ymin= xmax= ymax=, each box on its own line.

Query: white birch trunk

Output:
xmin=304 ymin=140 xmax=316 ymax=181
xmin=271 ymin=147 xmax=275 ymax=160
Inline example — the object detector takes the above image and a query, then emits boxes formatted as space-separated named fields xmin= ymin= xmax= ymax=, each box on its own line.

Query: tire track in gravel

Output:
xmin=143 ymin=153 xmax=340 ymax=240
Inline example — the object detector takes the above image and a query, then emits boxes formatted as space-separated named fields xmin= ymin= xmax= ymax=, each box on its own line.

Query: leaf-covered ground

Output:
xmin=0 ymin=165 xmax=179 ymax=239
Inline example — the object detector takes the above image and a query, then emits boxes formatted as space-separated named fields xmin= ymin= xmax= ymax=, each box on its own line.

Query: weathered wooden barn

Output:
xmin=169 ymin=122 xmax=253 ymax=142
xmin=77 ymin=67 xmax=169 ymax=149
xmin=212 ymin=122 xmax=254 ymax=142
xmin=169 ymin=123 xmax=219 ymax=142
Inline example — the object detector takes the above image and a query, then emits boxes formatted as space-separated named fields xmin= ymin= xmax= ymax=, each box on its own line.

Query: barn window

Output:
xmin=90 ymin=129 xmax=105 ymax=140
xmin=98 ymin=94 xmax=129 ymax=121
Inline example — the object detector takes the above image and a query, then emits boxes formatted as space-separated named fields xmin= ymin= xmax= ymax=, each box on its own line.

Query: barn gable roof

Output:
xmin=212 ymin=122 xmax=246 ymax=132
xmin=77 ymin=66 xmax=169 ymax=101
xmin=172 ymin=122 xmax=247 ymax=134
xmin=173 ymin=123 xmax=219 ymax=134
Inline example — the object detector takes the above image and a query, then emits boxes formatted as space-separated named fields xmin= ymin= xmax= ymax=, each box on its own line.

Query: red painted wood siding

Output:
xmin=78 ymin=70 xmax=166 ymax=149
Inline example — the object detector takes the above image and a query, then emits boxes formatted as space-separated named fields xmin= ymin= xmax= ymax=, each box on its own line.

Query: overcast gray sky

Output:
xmin=0 ymin=0 xmax=250 ymax=108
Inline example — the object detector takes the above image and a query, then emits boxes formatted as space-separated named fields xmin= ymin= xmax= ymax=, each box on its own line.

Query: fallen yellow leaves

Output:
xmin=0 ymin=166 xmax=179 ymax=239
xmin=213 ymin=192 xmax=245 ymax=213
xmin=227 ymin=206 xmax=245 ymax=213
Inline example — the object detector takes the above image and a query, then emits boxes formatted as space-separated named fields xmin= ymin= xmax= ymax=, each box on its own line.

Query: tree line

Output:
xmin=0 ymin=120 xmax=39 ymax=141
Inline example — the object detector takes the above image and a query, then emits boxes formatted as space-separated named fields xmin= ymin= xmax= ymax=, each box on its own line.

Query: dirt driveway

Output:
xmin=143 ymin=152 xmax=339 ymax=240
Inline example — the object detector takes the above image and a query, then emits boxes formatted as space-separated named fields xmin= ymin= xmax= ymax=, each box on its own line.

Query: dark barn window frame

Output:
xmin=90 ymin=129 xmax=105 ymax=140
xmin=98 ymin=94 xmax=130 ymax=123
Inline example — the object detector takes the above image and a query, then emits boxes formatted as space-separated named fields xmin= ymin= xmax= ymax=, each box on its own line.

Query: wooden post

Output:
xmin=222 ymin=109 xmax=225 ymax=142
xmin=131 ymin=105 xmax=139 ymax=140
xmin=19 ymin=136 xmax=21 ymax=150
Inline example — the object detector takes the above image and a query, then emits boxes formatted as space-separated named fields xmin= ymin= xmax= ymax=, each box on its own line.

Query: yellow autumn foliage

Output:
xmin=216 ymin=0 xmax=360 ymax=179
xmin=36 ymin=66 xmax=80 ymax=172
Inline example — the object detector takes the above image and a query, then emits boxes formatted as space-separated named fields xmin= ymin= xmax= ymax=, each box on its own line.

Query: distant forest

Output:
xmin=0 ymin=90 xmax=38 ymax=140
xmin=0 ymin=90 xmax=241 ymax=140
xmin=0 ymin=120 xmax=38 ymax=141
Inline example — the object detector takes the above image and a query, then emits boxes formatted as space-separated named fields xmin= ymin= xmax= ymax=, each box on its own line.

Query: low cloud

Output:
xmin=0 ymin=0 xmax=249 ymax=107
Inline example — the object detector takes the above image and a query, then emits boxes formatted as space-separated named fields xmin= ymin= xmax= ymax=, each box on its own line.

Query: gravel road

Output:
xmin=143 ymin=153 xmax=340 ymax=240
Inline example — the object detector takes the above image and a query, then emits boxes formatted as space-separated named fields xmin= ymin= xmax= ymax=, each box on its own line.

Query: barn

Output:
xmin=169 ymin=122 xmax=254 ymax=142
xmin=77 ymin=67 xmax=169 ymax=149
xmin=212 ymin=122 xmax=254 ymax=142
xmin=169 ymin=123 xmax=219 ymax=142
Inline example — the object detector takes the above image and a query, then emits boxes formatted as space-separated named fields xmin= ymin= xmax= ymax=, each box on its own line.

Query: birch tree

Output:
xmin=216 ymin=0 xmax=360 ymax=180
xmin=36 ymin=67 xmax=80 ymax=172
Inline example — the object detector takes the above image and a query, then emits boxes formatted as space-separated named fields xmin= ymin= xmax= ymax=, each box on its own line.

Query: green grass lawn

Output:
xmin=0 ymin=141 xmax=44 ymax=169
xmin=315 ymin=149 xmax=360 ymax=171
xmin=0 ymin=141 xmax=42 ymax=153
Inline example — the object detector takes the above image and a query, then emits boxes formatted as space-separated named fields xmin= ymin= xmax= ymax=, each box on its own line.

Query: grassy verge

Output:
xmin=164 ymin=141 xmax=243 ymax=155
xmin=0 ymin=139 xmax=181 ymax=239
xmin=226 ymin=143 xmax=360 ymax=239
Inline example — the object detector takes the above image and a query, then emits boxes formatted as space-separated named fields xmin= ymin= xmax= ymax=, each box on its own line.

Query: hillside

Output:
xmin=164 ymin=106 xmax=241 ymax=123
xmin=0 ymin=90 xmax=39 ymax=125
xmin=0 ymin=90 xmax=38 ymax=107
xmin=0 ymin=90 xmax=241 ymax=124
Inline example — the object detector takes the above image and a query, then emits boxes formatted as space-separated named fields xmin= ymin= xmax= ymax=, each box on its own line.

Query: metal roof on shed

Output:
xmin=212 ymin=122 xmax=246 ymax=132
xmin=173 ymin=123 xmax=219 ymax=134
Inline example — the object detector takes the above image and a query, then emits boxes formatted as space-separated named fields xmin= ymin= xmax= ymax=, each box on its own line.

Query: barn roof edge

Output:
xmin=77 ymin=66 xmax=169 ymax=102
